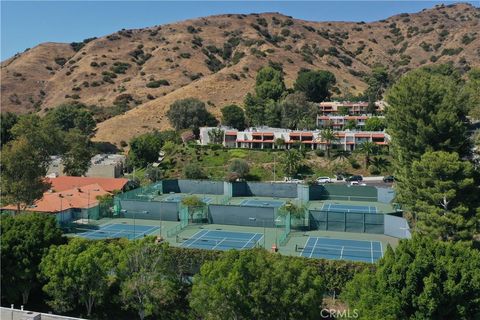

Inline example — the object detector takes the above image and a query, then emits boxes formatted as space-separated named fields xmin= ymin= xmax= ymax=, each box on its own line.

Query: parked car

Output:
xmin=383 ymin=175 xmax=395 ymax=183
xmin=345 ymin=175 xmax=363 ymax=182
xmin=285 ymin=178 xmax=303 ymax=184
xmin=350 ymin=181 xmax=367 ymax=186
xmin=316 ymin=177 xmax=332 ymax=184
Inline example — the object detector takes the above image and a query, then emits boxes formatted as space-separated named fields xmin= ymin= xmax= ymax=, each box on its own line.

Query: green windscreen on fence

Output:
xmin=309 ymin=185 xmax=378 ymax=202
xmin=116 ymin=182 xmax=163 ymax=201
xmin=166 ymin=205 xmax=189 ymax=238
xmin=277 ymin=211 xmax=291 ymax=246
xmin=309 ymin=210 xmax=385 ymax=234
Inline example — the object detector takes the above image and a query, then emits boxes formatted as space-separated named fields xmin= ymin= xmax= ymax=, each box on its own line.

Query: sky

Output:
xmin=1 ymin=1 xmax=477 ymax=60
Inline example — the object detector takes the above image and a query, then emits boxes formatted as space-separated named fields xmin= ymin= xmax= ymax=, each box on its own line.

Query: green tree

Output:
xmin=244 ymin=92 xmax=267 ymax=126
xmin=282 ymin=149 xmax=303 ymax=178
xmin=356 ymin=141 xmax=379 ymax=168
xmin=255 ymin=66 xmax=286 ymax=101
xmin=128 ymin=132 xmax=164 ymax=168
xmin=293 ymin=69 xmax=336 ymax=102
xmin=62 ymin=129 xmax=93 ymax=176
xmin=463 ymin=67 xmax=480 ymax=119
xmin=0 ymin=112 xmax=18 ymax=147
xmin=181 ymin=195 xmax=206 ymax=222
xmin=190 ymin=249 xmax=324 ymax=320
xmin=119 ymin=239 xmax=178 ymax=320
xmin=40 ymin=238 xmax=121 ymax=317
xmin=280 ymin=92 xmax=316 ymax=130
xmin=264 ymin=100 xmax=282 ymax=127
xmin=369 ymin=156 xmax=390 ymax=172
xmin=0 ymin=213 xmax=63 ymax=305
xmin=364 ymin=117 xmax=386 ymax=131
xmin=385 ymin=68 xmax=470 ymax=169
xmin=278 ymin=201 xmax=307 ymax=228
xmin=11 ymin=114 xmax=64 ymax=158
xmin=333 ymin=150 xmax=351 ymax=161
xmin=400 ymin=151 xmax=480 ymax=241
xmin=45 ymin=103 xmax=96 ymax=136
xmin=228 ymin=158 xmax=250 ymax=179
xmin=1 ymin=138 xmax=51 ymax=212
xmin=184 ymin=163 xmax=207 ymax=179
xmin=319 ymin=128 xmax=338 ymax=158
xmin=338 ymin=106 xmax=350 ymax=116
xmin=167 ymin=98 xmax=218 ymax=131
xmin=208 ymin=128 xmax=224 ymax=144
xmin=363 ymin=66 xmax=390 ymax=104
xmin=342 ymin=235 xmax=480 ymax=320
xmin=221 ymin=104 xmax=246 ymax=130
xmin=344 ymin=119 xmax=357 ymax=130
xmin=145 ymin=165 xmax=162 ymax=182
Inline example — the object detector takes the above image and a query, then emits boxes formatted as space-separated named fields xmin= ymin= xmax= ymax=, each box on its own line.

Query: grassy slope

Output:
xmin=127 ymin=145 xmax=393 ymax=184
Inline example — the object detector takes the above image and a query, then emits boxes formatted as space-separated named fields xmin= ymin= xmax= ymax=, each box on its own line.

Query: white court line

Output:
xmin=242 ymin=233 xmax=258 ymax=249
xmin=309 ymin=238 xmax=320 ymax=258
xmin=340 ymin=246 xmax=345 ymax=259
xmin=370 ymin=241 xmax=374 ymax=263
xmin=185 ymin=229 xmax=208 ymax=248
xmin=143 ymin=226 xmax=160 ymax=235
xmin=255 ymin=233 xmax=264 ymax=247
xmin=212 ymin=237 xmax=227 ymax=250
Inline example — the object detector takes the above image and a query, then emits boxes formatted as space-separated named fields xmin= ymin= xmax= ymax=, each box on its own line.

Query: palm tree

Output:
xmin=370 ymin=156 xmax=391 ymax=172
xmin=320 ymin=128 xmax=338 ymax=158
xmin=282 ymin=149 xmax=302 ymax=179
xmin=333 ymin=150 xmax=351 ymax=161
xmin=356 ymin=141 xmax=379 ymax=167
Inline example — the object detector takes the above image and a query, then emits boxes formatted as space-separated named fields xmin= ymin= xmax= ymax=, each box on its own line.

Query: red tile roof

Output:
xmin=2 ymin=183 xmax=109 ymax=213
xmin=48 ymin=176 xmax=129 ymax=193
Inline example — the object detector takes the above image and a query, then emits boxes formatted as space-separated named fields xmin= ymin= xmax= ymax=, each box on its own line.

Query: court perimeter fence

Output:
xmin=58 ymin=179 xmax=409 ymax=239
xmin=114 ymin=179 xmax=395 ymax=204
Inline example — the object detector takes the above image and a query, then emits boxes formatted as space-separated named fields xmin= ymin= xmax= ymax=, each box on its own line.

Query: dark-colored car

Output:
xmin=383 ymin=175 xmax=395 ymax=183
xmin=345 ymin=175 xmax=363 ymax=182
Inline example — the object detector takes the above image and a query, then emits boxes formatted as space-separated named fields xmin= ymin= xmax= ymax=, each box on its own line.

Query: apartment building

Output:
xmin=318 ymin=101 xmax=385 ymax=115
xmin=200 ymin=127 xmax=389 ymax=151
xmin=317 ymin=115 xmax=369 ymax=130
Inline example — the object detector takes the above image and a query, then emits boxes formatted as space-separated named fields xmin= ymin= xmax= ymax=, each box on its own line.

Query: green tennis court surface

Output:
xmin=240 ymin=199 xmax=285 ymax=207
xmin=322 ymin=203 xmax=378 ymax=213
xmin=298 ymin=237 xmax=383 ymax=263
xmin=76 ymin=223 xmax=159 ymax=240
xmin=179 ymin=229 xmax=263 ymax=250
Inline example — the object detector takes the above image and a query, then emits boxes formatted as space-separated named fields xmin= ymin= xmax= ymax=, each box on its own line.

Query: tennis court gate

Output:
xmin=309 ymin=210 xmax=385 ymax=234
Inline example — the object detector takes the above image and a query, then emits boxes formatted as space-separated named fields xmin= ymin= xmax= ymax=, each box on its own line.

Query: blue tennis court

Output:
xmin=323 ymin=203 xmax=377 ymax=213
xmin=299 ymin=237 xmax=383 ymax=263
xmin=240 ymin=199 xmax=285 ymax=207
xmin=179 ymin=229 xmax=263 ymax=250
xmin=77 ymin=224 xmax=159 ymax=240
xmin=163 ymin=194 xmax=213 ymax=203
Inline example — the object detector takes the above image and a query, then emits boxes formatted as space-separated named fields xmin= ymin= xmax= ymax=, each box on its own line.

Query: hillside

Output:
xmin=1 ymin=3 xmax=479 ymax=145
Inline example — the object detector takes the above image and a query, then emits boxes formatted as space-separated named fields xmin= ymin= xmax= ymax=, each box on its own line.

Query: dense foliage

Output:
xmin=293 ymin=69 xmax=336 ymax=102
xmin=400 ymin=151 xmax=479 ymax=241
xmin=221 ymin=104 xmax=246 ymax=130
xmin=342 ymin=236 xmax=480 ymax=319
xmin=0 ymin=213 xmax=64 ymax=305
xmin=167 ymin=98 xmax=218 ymax=131
xmin=127 ymin=130 xmax=180 ymax=168
xmin=190 ymin=249 xmax=325 ymax=320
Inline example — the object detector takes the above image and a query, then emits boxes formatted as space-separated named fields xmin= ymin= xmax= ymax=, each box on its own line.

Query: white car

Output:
xmin=316 ymin=177 xmax=332 ymax=184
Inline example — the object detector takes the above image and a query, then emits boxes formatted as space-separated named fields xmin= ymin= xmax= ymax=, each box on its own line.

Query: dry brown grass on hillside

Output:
xmin=1 ymin=3 xmax=479 ymax=145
